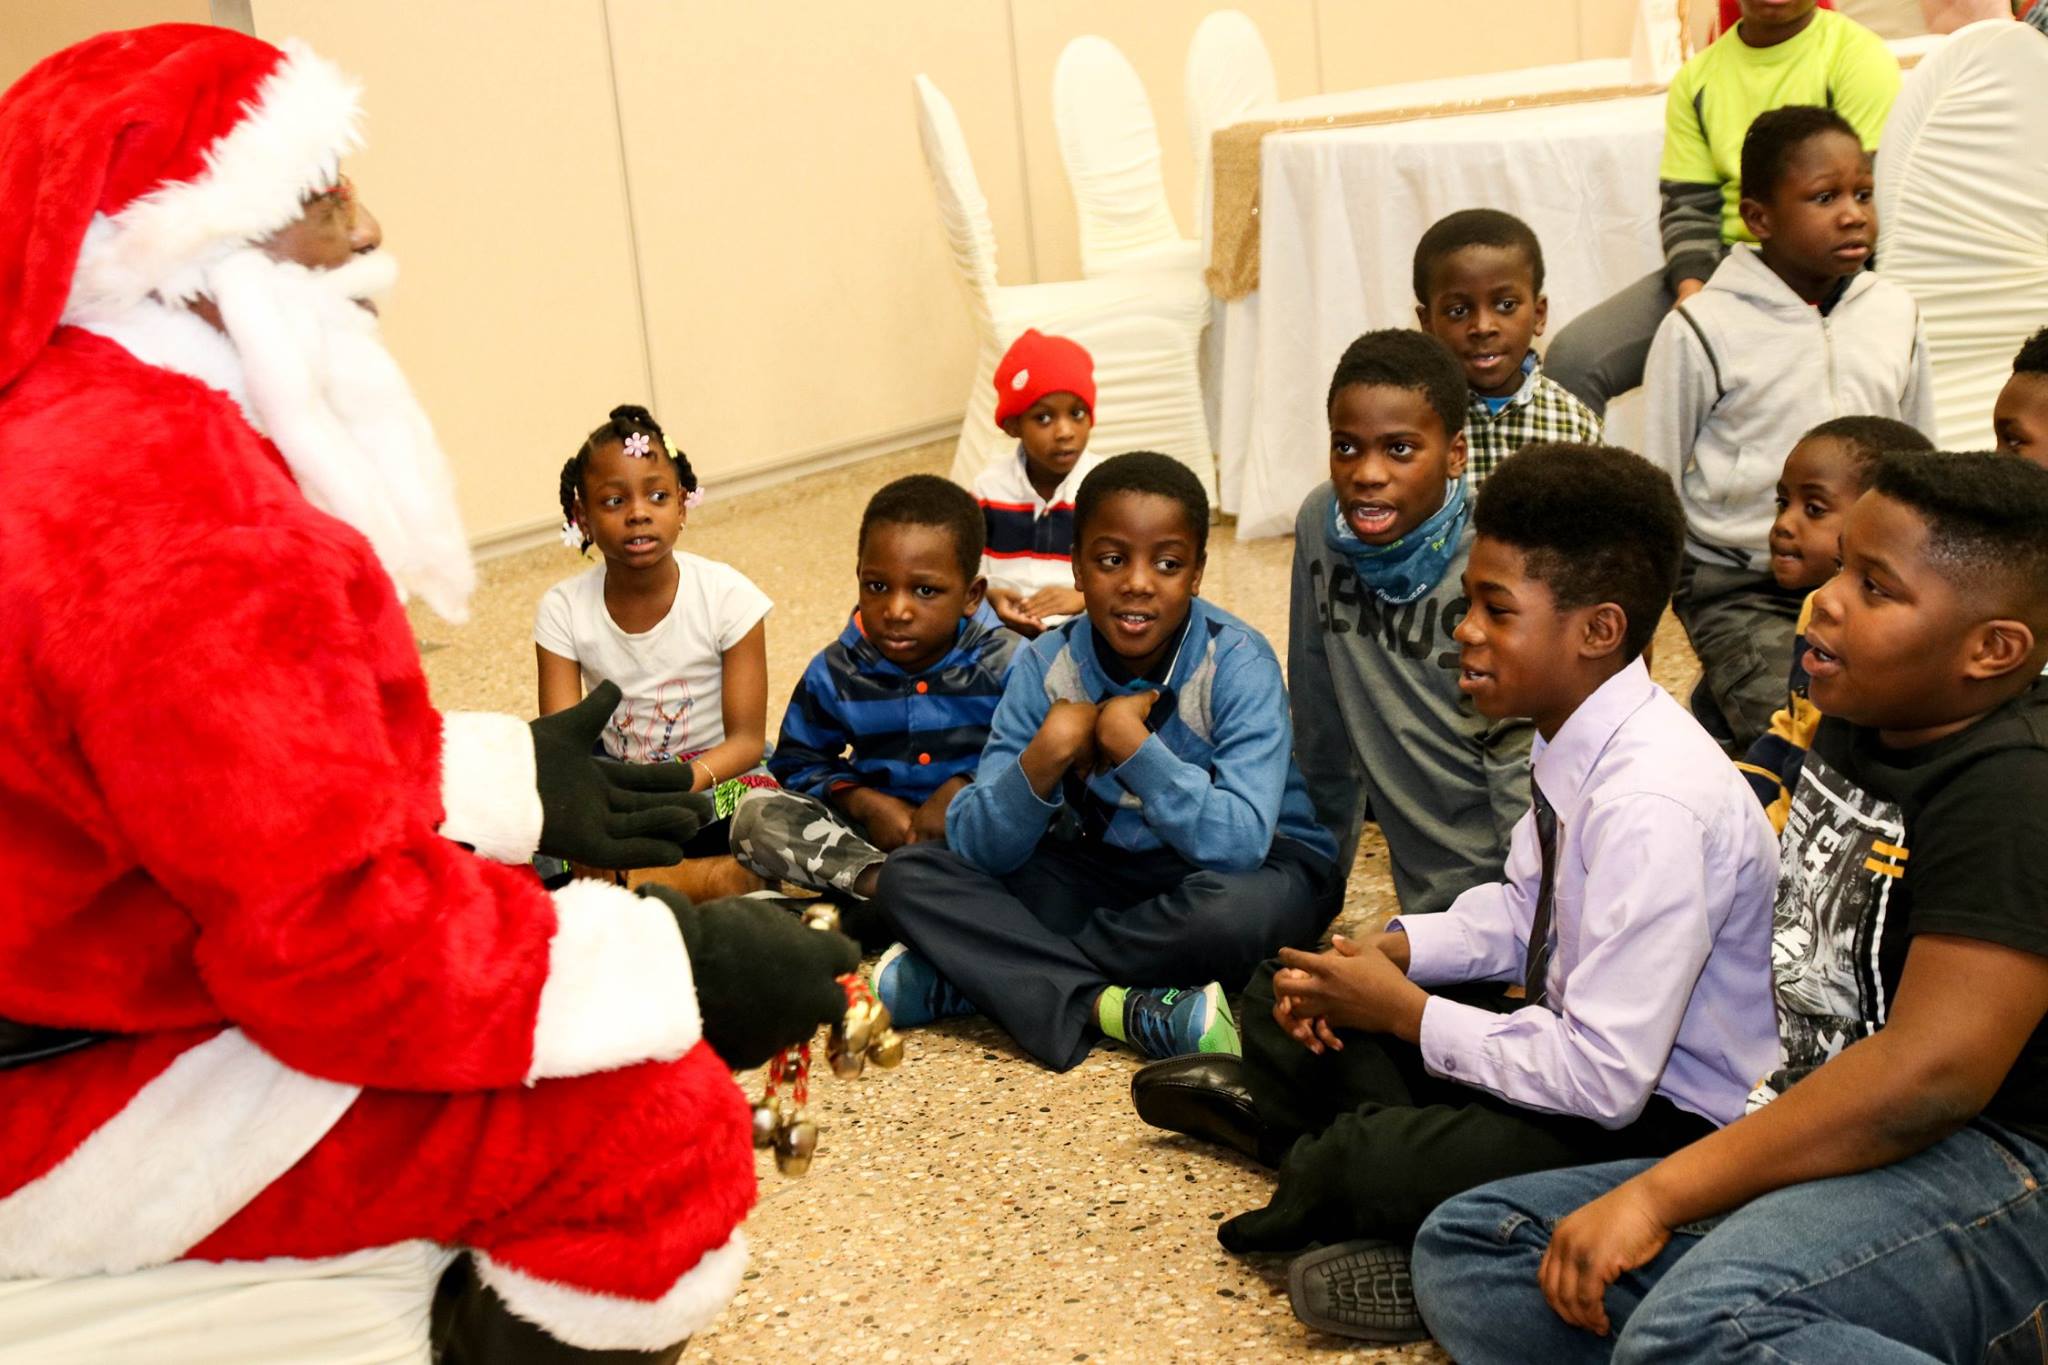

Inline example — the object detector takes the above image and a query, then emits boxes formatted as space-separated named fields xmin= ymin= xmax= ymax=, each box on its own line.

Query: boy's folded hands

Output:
xmin=1094 ymin=689 xmax=1159 ymax=767
xmin=1272 ymin=932 xmax=1428 ymax=1052
xmin=1021 ymin=691 xmax=1161 ymax=797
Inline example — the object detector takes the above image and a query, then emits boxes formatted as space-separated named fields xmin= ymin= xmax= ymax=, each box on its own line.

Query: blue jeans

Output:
xmin=1411 ymin=1123 xmax=2048 ymax=1364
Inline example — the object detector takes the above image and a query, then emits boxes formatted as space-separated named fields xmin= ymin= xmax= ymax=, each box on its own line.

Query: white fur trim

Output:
xmin=63 ymin=40 xmax=363 ymax=324
xmin=438 ymin=713 xmax=543 ymax=864
xmin=0 ymin=1031 xmax=360 ymax=1278
xmin=529 ymin=880 xmax=701 ymax=1083
xmin=77 ymin=297 xmax=257 ymax=426
xmin=476 ymin=1233 xmax=747 ymax=1351
xmin=207 ymin=247 xmax=476 ymax=624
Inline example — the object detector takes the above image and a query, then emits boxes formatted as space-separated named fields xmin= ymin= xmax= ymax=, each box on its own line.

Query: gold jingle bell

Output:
xmin=827 ymin=1039 xmax=867 ymax=1081
xmin=867 ymin=1027 xmax=904 ymax=1069
xmin=773 ymin=1118 xmax=819 ymax=1176
xmin=801 ymin=904 xmax=841 ymax=935
xmin=834 ymin=1008 xmax=875 ymax=1060
xmin=750 ymin=1099 xmax=784 ymax=1150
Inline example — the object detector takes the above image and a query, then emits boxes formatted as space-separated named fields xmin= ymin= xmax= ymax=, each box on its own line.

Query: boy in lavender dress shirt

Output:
xmin=1131 ymin=444 xmax=1780 ymax=1344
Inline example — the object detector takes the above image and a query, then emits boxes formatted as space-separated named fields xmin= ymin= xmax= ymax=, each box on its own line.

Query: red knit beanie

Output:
xmin=993 ymin=329 xmax=1096 ymax=429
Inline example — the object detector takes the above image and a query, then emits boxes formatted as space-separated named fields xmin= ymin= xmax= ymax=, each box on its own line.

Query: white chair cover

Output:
xmin=1630 ymin=0 xmax=1687 ymax=83
xmin=914 ymin=74 xmax=1214 ymax=498
xmin=1185 ymin=10 xmax=1278 ymax=240
xmin=1876 ymin=20 xmax=2048 ymax=449
xmin=1051 ymin=36 xmax=1202 ymax=278
xmin=0 ymin=1242 xmax=452 ymax=1364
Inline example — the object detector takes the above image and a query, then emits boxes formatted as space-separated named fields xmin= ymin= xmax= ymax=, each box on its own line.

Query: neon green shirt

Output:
xmin=1660 ymin=10 xmax=1900 ymax=247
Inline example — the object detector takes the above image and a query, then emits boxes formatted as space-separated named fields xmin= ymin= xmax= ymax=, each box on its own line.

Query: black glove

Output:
xmin=531 ymin=682 xmax=716 ymax=868
xmin=638 ymin=885 xmax=861 ymax=1070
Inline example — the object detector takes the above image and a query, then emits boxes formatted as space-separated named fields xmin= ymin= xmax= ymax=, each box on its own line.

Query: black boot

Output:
xmin=433 ymin=1256 xmax=686 ymax=1365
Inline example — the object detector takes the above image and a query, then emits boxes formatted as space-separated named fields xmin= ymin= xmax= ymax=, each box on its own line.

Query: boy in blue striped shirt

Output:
xmin=732 ymin=476 xmax=1019 ymax=928
xmin=877 ymin=454 xmax=1342 ymax=1070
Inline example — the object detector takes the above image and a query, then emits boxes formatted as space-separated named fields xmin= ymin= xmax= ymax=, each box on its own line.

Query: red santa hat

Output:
xmin=992 ymin=328 xmax=1096 ymax=429
xmin=0 ymin=23 xmax=361 ymax=390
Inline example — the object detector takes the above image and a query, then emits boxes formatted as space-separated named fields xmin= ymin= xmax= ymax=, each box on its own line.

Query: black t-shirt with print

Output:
xmin=1752 ymin=681 xmax=2048 ymax=1147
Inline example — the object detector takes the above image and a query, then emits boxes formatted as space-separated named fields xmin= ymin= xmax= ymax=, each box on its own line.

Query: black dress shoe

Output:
xmin=1130 ymin=1053 xmax=1267 ymax=1162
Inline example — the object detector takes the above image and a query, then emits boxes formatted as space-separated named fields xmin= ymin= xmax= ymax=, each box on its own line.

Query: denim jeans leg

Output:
xmin=1613 ymin=1125 xmax=2048 ymax=1364
xmin=1412 ymin=1158 xmax=1682 ymax=1365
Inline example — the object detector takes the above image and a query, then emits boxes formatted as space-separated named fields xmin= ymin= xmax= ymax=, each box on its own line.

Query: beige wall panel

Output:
xmin=1316 ymin=0 xmax=1585 ymax=90
xmin=1578 ymin=0 xmax=1638 ymax=59
xmin=251 ymin=0 xmax=648 ymax=545
xmin=608 ymin=0 xmax=1025 ymax=485
xmin=1010 ymin=0 xmax=1320 ymax=285
xmin=0 ymin=0 xmax=212 ymax=90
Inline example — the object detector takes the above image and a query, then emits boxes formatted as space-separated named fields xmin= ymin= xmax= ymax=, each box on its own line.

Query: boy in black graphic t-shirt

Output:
xmin=1412 ymin=451 xmax=2048 ymax=1364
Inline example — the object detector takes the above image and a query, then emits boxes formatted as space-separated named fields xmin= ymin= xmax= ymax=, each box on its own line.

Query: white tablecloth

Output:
xmin=1213 ymin=66 xmax=1665 ymax=536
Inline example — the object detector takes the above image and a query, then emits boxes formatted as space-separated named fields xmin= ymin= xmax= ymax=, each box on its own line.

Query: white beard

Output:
xmin=205 ymin=247 xmax=476 ymax=623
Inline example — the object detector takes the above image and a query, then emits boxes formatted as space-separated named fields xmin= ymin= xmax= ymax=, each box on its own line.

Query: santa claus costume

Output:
xmin=0 ymin=24 xmax=852 ymax=1363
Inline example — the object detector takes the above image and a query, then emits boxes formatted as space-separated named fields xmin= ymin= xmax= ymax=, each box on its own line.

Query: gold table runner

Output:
xmin=1204 ymin=82 xmax=1666 ymax=301
xmin=1205 ymin=42 xmax=1923 ymax=302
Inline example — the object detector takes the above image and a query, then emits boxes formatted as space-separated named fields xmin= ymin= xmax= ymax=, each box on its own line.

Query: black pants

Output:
xmin=877 ymin=837 xmax=1338 ymax=1071
xmin=1672 ymin=556 xmax=1806 ymax=755
xmin=1221 ymin=962 xmax=1715 ymax=1252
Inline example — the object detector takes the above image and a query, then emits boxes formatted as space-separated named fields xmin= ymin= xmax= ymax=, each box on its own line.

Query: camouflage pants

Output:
xmin=729 ymin=789 xmax=887 ymax=895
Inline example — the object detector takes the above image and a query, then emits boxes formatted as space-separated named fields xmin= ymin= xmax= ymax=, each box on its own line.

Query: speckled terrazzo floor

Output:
xmin=409 ymin=438 xmax=1704 ymax=1364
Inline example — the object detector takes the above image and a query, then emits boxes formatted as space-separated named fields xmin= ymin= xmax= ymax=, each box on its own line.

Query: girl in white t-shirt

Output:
xmin=536 ymin=405 xmax=773 ymax=894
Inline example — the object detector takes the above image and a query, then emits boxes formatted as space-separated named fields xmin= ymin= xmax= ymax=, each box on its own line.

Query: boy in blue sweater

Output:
xmin=732 ymin=476 xmax=1017 ymax=931
xmin=876 ymin=454 xmax=1342 ymax=1070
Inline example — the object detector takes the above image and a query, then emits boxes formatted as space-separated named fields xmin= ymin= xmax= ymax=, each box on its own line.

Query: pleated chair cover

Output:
xmin=1875 ymin=20 xmax=2048 ymax=449
xmin=1052 ymin=36 xmax=1202 ymax=278
xmin=1185 ymin=10 xmax=1277 ymax=242
xmin=0 ymin=1241 xmax=451 ymax=1363
xmin=913 ymin=74 xmax=1215 ymax=498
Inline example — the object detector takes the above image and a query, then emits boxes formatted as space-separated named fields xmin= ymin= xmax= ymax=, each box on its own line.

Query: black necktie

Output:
xmin=1522 ymin=784 xmax=1558 ymax=1009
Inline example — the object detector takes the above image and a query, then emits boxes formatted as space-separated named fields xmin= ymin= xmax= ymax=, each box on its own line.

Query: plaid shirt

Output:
xmin=1464 ymin=365 xmax=1602 ymax=485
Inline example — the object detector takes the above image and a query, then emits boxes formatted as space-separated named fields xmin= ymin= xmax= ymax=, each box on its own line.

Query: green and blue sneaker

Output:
xmin=1102 ymin=982 xmax=1239 ymax=1061
xmin=872 ymin=942 xmax=975 ymax=1028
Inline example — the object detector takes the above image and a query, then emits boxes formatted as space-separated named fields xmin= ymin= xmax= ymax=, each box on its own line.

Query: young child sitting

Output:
xmin=975 ymin=328 xmax=1101 ymax=638
xmin=1739 ymin=416 xmax=1934 ymax=830
xmin=1993 ymin=325 xmax=2048 ymax=469
xmin=1287 ymin=329 xmax=1532 ymax=916
xmin=1547 ymin=0 xmax=1900 ymax=414
xmin=535 ymin=404 xmax=773 ymax=899
xmin=731 ymin=475 xmax=1018 ymax=930
xmin=1645 ymin=105 xmax=1932 ymax=754
xmin=1414 ymin=452 xmax=2048 ymax=1365
xmin=1136 ymin=444 xmax=1780 ymax=1345
xmin=875 ymin=453 xmax=1342 ymax=1071
xmin=1413 ymin=210 xmax=1601 ymax=486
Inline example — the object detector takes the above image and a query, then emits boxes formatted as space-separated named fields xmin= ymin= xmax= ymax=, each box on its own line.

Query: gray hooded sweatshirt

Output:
xmin=1643 ymin=245 xmax=1933 ymax=567
xmin=1287 ymin=487 xmax=1531 ymax=916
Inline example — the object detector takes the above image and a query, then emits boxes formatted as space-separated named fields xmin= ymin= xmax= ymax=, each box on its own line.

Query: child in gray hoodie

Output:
xmin=1644 ymin=105 xmax=1932 ymax=753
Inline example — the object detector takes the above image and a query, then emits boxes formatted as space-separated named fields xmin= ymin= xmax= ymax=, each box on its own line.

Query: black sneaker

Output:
xmin=1287 ymin=1239 xmax=1428 ymax=1343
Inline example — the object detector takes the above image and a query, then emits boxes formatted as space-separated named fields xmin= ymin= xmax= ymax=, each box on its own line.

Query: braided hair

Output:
xmin=557 ymin=404 xmax=699 ymax=554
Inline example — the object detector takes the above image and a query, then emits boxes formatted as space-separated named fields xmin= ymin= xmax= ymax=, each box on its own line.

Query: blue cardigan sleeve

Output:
xmin=1110 ymin=637 xmax=1290 ymax=873
xmin=944 ymin=643 xmax=1062 ymax=874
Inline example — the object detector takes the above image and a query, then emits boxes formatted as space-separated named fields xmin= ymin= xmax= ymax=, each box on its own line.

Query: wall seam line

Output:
xmin=600 ymin=0 xmax=660 ymax=410
xmin=1004 ymin=0 xmax=1041 ymax=283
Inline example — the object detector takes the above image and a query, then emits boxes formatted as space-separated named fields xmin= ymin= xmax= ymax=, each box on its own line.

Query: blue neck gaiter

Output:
xmin=1323 ymin=477 xmax=1470 ymax=606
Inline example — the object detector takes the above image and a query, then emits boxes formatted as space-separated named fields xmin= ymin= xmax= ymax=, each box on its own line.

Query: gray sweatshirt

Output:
xmin=1287 ymin=488 xmax=1532 ymax=916
xmin=1644 ymin=246 xmax=1933 ymax=566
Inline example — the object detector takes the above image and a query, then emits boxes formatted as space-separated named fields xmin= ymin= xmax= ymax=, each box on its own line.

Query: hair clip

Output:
xmin=685 ymin=487 xmax=705 ymax=509
xmin=622 ymin=432 xmax=654 ymax=459
xmin=559 ymin=519 xmax=585 ymax=549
